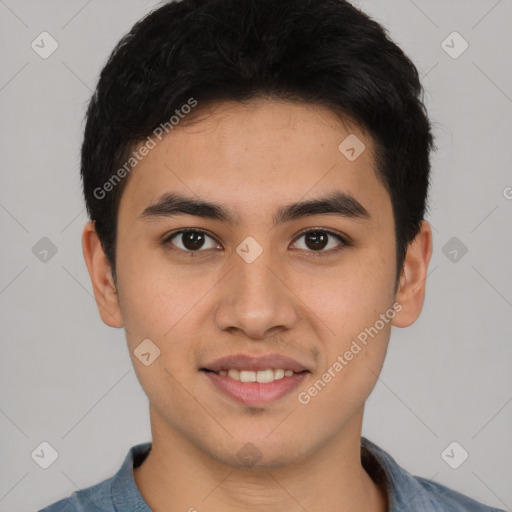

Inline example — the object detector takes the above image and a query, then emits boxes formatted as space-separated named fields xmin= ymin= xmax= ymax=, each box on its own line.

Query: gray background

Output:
xmin=0 ymin=0 xmax=511 ymax=511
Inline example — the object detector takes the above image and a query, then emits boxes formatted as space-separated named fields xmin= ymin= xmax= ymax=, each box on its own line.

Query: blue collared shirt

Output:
xmin=38 ymin=437 xmax=505 ymax=511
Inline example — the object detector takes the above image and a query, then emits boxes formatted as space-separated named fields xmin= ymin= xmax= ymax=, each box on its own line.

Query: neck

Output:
xmin=134 ymin=407 xmax=388 ymax=512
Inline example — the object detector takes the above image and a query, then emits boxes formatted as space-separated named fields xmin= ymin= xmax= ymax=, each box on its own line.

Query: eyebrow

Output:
xmin=138 ymin=191 xmax=370 ymax=225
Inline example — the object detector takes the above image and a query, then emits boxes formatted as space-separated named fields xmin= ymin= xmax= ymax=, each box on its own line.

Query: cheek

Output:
xmin=117 ymin=265 xmax=204 ymax=410
xmin=115 ymin=249 xmax=209 ymax=382
xmin=300 ymin=246 xmax=396 ymax=333
xmin=116 ymin=243 xmax=195 ymax=337
xmin=294 ymin=243 xmax=396 ymax=398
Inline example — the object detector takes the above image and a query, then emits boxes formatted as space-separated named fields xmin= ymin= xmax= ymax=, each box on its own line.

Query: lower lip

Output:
xmin=202 ymin=370 xmax=309 ymax=406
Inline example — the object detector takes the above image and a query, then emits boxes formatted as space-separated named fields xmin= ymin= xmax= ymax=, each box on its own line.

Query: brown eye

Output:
xmin=165 ymin=230 xmax=219 ymax=252
xmin=304 ymin=231 xmax=329 ymax=250
xmin=292 ymin=229 xmax=347 ymax=253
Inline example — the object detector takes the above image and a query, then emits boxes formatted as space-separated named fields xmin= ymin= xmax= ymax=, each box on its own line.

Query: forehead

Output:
xmin=118 ymin=98 xmax=391 ymax=225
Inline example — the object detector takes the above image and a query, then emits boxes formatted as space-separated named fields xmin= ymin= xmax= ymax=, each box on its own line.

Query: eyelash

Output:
xmin=162 ymin=228 xmax=349 ymax=257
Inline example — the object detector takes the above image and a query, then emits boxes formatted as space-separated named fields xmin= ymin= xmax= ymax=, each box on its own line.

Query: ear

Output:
xmin=81 ymin=221 xmax=124 ymax=328
xmin=392 ymin=220 xmax=433 ymax=328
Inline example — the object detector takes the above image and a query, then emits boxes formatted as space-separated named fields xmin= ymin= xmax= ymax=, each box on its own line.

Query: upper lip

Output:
xmin=201 ymin=353 xmax=310 ymax=373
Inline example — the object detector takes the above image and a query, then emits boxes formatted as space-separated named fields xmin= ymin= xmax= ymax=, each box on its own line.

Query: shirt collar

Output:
xmin=361 ymin=437 xmax=438 ymax=511
xmin=109 ymin=438 xmax=437 ymax=512
xmin=110 ymin=441 xmax=153 ymax=511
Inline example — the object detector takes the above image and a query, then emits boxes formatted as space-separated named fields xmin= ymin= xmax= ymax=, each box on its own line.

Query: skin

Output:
xmin=82 ymin=97 xmax=432 ymax=512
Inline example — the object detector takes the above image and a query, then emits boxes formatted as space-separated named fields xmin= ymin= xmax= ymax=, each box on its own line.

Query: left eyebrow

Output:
xmin=274 ymin=192 xmax=370 ymax=224
xmin=138 ymin=191 xmax=370 ymax=225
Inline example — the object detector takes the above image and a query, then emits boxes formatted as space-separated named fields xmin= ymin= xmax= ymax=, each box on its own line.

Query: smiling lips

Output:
xmin=201 ymin=353 xmax=310 ymax=405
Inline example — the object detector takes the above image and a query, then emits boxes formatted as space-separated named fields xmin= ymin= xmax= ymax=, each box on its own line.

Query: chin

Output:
xmin=208 ymin=436 xmax=311 ymax=471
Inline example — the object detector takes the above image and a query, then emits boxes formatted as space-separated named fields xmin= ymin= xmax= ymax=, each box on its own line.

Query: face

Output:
xmin=84 ymin=98 xmax=430 ymax=469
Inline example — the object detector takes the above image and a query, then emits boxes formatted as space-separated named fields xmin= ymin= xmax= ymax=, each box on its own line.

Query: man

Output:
xmin=40 ymin=0 xmax=504 ymax=510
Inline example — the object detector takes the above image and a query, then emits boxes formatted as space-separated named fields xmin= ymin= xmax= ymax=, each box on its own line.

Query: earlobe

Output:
xmin=81 ymin=221 xmax=124 ymax=328
xmin=392 ymin=220 xmax=433 ymax=328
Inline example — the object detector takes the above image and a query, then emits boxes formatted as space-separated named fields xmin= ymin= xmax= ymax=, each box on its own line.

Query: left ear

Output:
xmin=392 ymin=220 xmax=433 ymax=328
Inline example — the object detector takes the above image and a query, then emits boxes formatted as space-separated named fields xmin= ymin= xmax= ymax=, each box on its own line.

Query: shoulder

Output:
xmin=415 ymin=477 xmax=506 ymax=512
xmin=37 ymin=442 xmax=152 ymax=512
xmin=361 ymin=437 xmax=505 ymax=512
xmin=37 ymin=477 xmax=113 ymax=512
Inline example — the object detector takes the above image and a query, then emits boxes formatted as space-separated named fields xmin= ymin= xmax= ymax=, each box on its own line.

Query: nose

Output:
xmin=214 ymin=244 xmax=301 ymax=340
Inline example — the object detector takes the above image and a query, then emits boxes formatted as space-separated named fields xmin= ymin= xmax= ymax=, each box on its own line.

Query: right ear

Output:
xmin=81 ymin=221 xmax=124 ymax=328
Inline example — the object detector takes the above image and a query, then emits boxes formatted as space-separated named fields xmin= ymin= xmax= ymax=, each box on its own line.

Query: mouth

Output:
xmin=200 ymin=353 xmax=311 ymax=406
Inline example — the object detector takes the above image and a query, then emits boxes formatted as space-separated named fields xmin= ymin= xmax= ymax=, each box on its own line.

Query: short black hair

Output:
xmin=81 ymin=0 xmax=434 ymax=285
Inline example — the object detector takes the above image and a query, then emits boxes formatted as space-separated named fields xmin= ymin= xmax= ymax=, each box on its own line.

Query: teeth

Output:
xmin=256 ymin=369 xmax=274 ymax=383
xmin=240 ymin=370 xmax=256 ymax=383
xmin=228 ymin=369 xmax=240 ymax=380
xmin=274 ymin=369 xmax=285 ymax=380
xmin=217 ymin=368 xmax=297 ymax=382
